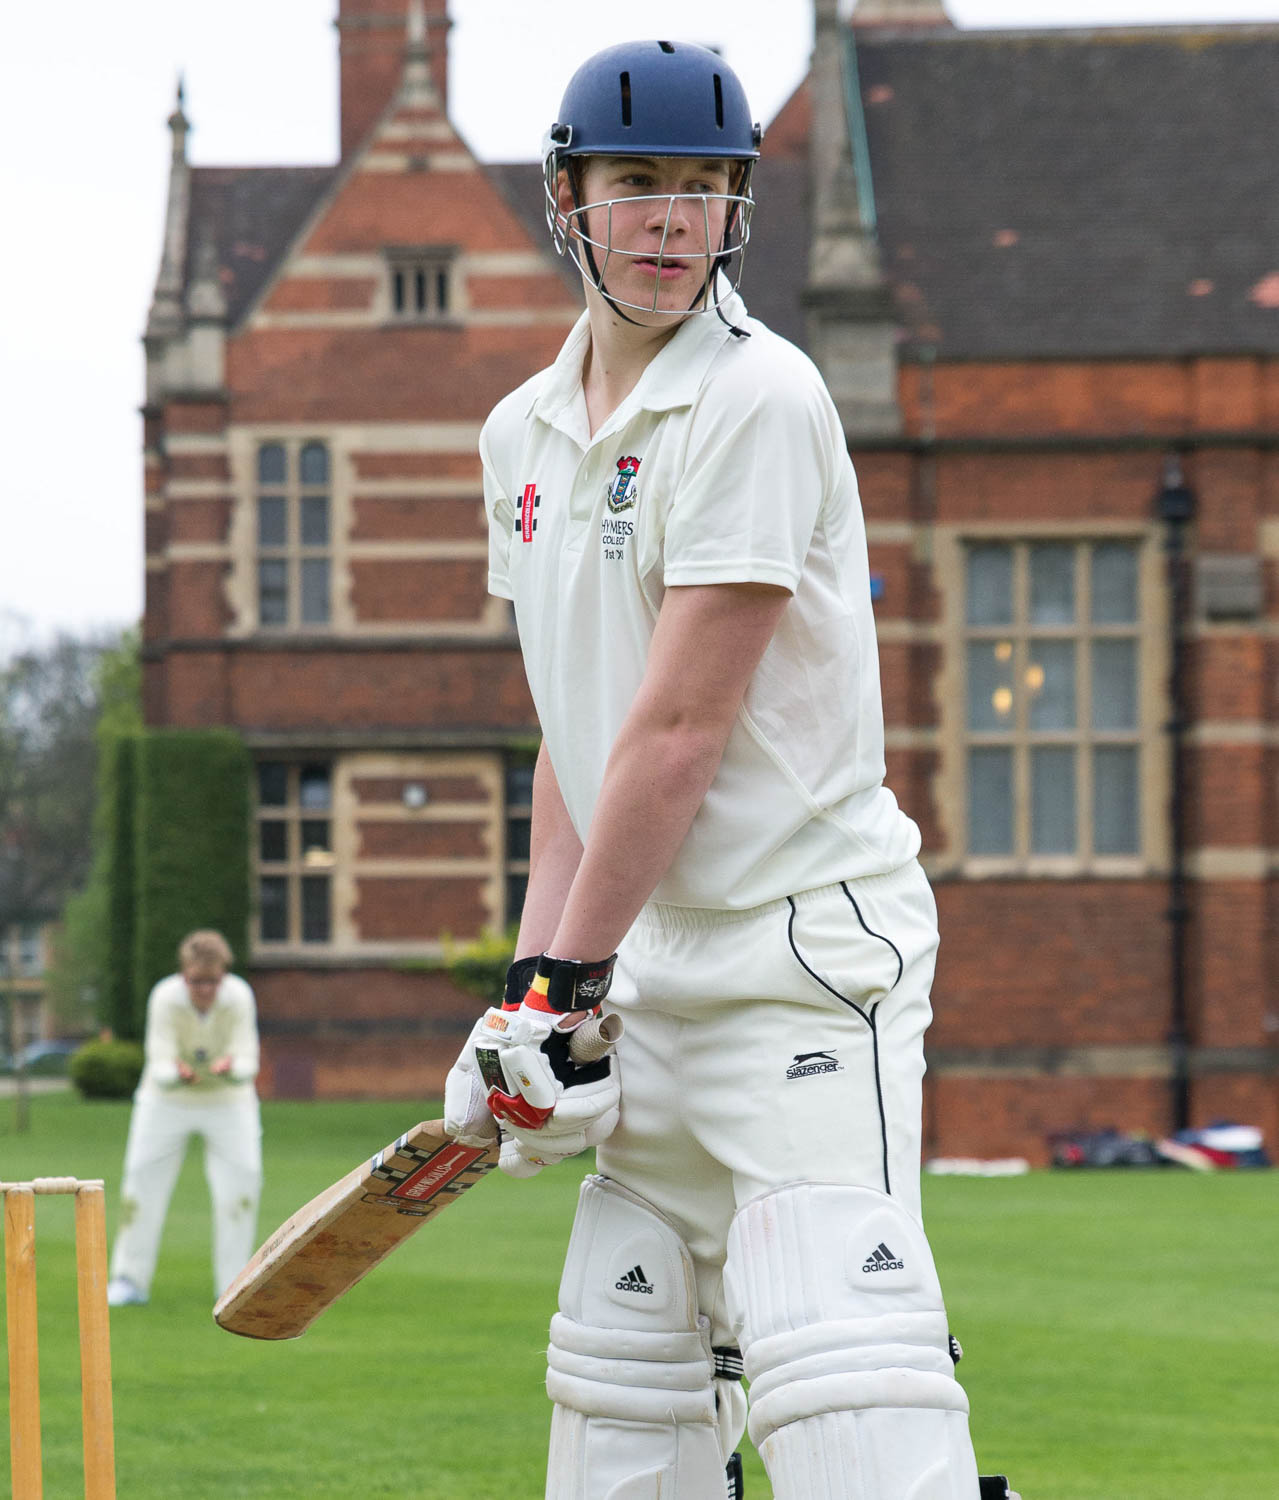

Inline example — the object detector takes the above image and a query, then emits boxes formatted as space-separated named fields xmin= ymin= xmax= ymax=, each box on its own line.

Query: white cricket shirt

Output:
xmin=482 ymin=290 xmax=920 ymax=910
xmin=137 ymin=972 xmax=260 ymax=1099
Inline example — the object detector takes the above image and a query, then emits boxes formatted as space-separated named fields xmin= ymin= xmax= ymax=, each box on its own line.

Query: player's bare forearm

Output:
xmin=549 ymin=581 xmax=790 ymax=961
xmin=549 ymin=719 xmax=724 ymax=958
xmin=515 ymin=741 xmax=585 ymax=960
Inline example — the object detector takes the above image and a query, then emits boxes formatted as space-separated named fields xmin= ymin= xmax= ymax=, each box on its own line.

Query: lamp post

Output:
xmin=1155 ymin=454 xmax=1195 ymax=1133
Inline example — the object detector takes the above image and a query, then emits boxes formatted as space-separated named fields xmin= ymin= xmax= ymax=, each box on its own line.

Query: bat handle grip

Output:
xmin=566 ymin=1011 xmax=624 ymax=1065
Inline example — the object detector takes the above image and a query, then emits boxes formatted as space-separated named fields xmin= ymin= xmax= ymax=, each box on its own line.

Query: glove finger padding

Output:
xmin=499 ymin=1094 xmax=620 ymax=1163
xmin=498 ymin=1136 xmax=548 ymax=1178
xmin=442 ymin=1013 xmax=501 ymax=1148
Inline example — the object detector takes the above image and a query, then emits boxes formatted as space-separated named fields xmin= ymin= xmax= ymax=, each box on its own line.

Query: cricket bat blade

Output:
xmin=213 ymin=1011 xmax=621 ymax=1340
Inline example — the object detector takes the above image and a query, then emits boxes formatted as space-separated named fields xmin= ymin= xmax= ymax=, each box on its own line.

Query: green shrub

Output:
xmin=442 ymin=925 xmax=520 ymax=1003
xmin=69 ymin=1039 xmax=145 ymax=1100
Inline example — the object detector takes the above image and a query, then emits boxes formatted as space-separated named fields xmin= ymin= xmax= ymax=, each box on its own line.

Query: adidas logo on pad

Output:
xmin=862 ymin=1242 xmax=904 ymax=1273
xmin=615 ymin=1264 xmax=655 ymax=1294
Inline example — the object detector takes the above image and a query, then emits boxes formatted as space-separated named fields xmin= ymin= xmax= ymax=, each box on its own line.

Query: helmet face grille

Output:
xmin=541 ymin=171 xmax=757 ymax=320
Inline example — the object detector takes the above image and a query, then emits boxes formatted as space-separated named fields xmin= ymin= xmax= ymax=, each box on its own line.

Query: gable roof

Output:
xmin=484 ymin=163 xmax=582 ymax=296
xmin=852 ymin=25 xmax=1279 ymax=358
xmin=182 ymin=25 xmax=1279 ymax=362
xmin=187 ymin=166 xmax=336 ymax=327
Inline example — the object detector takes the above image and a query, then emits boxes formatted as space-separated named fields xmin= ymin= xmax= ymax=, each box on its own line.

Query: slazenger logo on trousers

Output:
xmin=615 ymin=1264 xmax=654 ymax=1294
xmin=786 ymin=1050 xmax=842 ymax=1080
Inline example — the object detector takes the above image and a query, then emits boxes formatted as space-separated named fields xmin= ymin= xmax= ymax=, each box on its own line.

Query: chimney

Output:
xmin=850 ymin=0 xmax=954 ymax=28
xmin=337 ymin=0 xmax=451 ymax=158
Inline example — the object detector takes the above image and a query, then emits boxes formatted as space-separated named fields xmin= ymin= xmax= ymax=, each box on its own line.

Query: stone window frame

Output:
xmin=503 ymin=748 xmax=536 ymax=925
xmin=16 ymin=924 xmax=44 ymax=977
xmin=254 ymin=439 xmax=334 ymax=632
xmin=934 ymin=523 xmax=1169 ymax=877
xmin=254 ymin=759 xmax=336 ymax=950
xmin=383 ymin=244 xmax=459 ymax=324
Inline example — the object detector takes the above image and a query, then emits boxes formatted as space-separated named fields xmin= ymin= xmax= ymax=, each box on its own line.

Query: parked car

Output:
xmin=0 ymin=1039 xmax=82 ymax=1077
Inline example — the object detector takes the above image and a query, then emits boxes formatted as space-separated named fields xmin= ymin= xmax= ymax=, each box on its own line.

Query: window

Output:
xmin=386 ymin=249 xmax=455 ymax=322
xmin=256 ymin=441 xmax=331 ymax=629
xmin=963 ymin=540 xmax=1144 ymax=862
xmin=17 ymin=925 xmax=43 ymax=977
xmin=504 ymin=752 xmax=535 ymax=922
xmin=256 ymin=761 xmax=334 ymax=945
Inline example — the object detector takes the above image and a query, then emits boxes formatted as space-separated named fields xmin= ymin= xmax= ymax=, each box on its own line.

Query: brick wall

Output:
xmin=252 ymin=963 xmax=477 ymax=1099
xmin=141 ymin=19 xmax=1279 ymax=1160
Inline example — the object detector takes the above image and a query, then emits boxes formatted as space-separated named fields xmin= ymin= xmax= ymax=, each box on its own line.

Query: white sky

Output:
xmin=2 ymin=0 xmax=1277 ymax=647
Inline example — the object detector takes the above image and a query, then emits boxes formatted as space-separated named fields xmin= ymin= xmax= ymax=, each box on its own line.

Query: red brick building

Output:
xmin=142 ymin=0 xmax=1279 ymax=1159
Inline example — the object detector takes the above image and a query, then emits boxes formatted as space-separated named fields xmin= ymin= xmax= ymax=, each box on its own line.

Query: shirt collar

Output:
xmin=527 ymin=287 xmax=750 ymax=434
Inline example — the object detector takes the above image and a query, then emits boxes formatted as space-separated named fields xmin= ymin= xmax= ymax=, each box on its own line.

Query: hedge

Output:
xmin=99 ymin=731 xmax=139 ymax=1037
xmin=132 ymin=729 xmax=251 ymax=1011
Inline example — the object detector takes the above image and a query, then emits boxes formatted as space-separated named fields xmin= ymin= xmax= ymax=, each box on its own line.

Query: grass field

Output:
xmin=2 ymin=1091 xmax=1276 ymax=1498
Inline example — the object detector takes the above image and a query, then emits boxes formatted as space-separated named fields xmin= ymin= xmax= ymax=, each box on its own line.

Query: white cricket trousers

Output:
xmin=569 ymin=862 xmax=981 ymax=1499
xmin=110 ymin=1088 xmax=262 ymax=1299
xmin=600 ymin=862 xmax=939 ymax=1336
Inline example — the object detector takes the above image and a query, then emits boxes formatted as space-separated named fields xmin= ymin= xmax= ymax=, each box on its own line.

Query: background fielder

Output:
xmin=445 ymin=39 xmax=993 ymax=1500
xmin=107 ymin=930 xmax=262 ymax=1306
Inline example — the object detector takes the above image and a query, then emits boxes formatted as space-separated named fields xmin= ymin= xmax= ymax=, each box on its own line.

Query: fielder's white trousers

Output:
xmin=110 ymin=1087 xmax=262 ymax=1299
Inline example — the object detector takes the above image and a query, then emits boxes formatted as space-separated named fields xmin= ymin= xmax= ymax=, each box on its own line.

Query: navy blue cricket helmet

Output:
xmin=548 ymin=40 xmax=762 ymax=162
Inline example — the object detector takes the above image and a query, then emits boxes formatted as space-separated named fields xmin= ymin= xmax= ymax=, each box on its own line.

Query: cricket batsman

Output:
xmin=445 ymin=39 xmax=999 ymax=1499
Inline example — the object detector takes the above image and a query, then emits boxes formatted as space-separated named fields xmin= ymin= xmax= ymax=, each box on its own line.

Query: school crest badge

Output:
xmin=606 ymin=455 xmax=640 ymax=514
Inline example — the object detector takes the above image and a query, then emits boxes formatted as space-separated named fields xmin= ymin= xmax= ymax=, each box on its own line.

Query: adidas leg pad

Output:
xmin=545 ymin=1175 xmax=727 ymax=1500
xmin=726 ymin=1182 xmax=981 ymax=1500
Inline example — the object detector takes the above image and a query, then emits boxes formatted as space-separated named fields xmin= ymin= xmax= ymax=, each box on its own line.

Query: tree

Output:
xmin=0 ymin=628 xmax=136 ymax=1128
xmin=41 ymin=631 xmax=142 ymax=1031
xmin=0 ymin=632 xmax=114 ymax=935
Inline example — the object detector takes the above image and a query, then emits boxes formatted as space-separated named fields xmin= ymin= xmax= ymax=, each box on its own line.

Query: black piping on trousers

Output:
xmin=785 ymin=884 xmax=906 ymax=1197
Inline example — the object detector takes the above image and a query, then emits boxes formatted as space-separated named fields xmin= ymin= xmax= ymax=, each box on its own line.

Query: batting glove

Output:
xmin=445 ymin=953 xmax=621 ymax=1176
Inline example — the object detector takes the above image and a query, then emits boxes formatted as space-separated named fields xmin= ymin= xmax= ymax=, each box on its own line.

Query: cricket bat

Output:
xmin=213 ymin=1011 xmax=622 ymax=1340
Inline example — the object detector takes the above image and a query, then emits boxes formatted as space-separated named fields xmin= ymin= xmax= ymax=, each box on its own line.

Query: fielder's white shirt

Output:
xmin=137 ymin=973 xmax=260 ymax=1100
xmin=482 ymin=290 xmax=919 ymax=909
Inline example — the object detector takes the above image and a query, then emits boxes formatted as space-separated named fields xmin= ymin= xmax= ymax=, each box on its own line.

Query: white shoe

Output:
xmin=106 ymin=1277 xmax=148 ymax=1307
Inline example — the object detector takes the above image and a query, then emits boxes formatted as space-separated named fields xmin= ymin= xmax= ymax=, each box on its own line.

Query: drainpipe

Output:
xmin=1155 ymin=454 xmax=1195 ymax=1133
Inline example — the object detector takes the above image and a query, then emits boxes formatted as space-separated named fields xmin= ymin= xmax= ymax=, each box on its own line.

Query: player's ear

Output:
xmin=552 ymin=167 xmax=575 ymax=241
xmin=555 ymin=166 xmax=576 ymax=216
